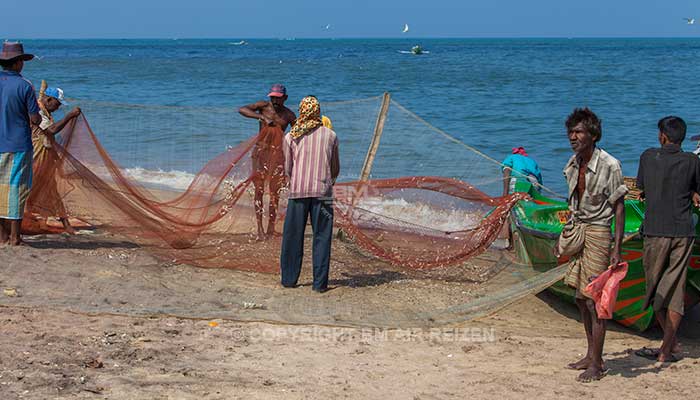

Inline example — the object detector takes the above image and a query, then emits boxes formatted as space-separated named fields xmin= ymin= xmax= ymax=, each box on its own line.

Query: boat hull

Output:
xmin=511 ymin=181 xmax=700 ymax=331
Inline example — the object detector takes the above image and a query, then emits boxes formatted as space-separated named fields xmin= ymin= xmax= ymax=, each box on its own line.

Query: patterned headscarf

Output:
xmin=290 ymin=96 xmax=322 ymax=139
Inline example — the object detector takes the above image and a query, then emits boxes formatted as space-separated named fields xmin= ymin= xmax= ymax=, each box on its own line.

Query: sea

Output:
xmin=19 ymin=38 xmax=700 ymax=196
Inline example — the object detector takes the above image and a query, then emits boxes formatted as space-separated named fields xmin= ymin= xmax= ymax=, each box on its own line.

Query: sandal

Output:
xmin=634 ymin=346 xmax=659 ymax=360
xmin=659 ymin=353 xmax=681 ymax=363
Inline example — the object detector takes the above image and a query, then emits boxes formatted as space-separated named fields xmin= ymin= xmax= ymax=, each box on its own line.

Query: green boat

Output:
xmin=510 ymin=180 xmax=700 ymax=331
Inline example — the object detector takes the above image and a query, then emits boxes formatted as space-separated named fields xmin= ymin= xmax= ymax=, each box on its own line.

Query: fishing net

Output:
xmin=6 ymin=94 xmax=598 ymax=329
xmin=23 ymin=96 xmax=532 ymax=274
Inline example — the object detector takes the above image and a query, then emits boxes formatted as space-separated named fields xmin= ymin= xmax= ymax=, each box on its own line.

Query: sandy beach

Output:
xmin=1 ymin=231 xmax=698 ymax=399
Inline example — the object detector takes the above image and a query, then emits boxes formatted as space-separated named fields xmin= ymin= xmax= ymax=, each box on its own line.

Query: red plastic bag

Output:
xmin=584 ymin=262 xmax=629 ymax=319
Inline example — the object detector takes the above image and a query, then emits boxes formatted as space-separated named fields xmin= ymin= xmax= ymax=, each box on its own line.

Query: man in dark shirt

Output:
xmin=636 ymin=116 xmax=700 ymax=363
xmin=0 ymin=42 xmax=41 ymax=245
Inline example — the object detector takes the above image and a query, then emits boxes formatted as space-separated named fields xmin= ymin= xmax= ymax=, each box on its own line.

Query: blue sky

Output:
xmin=3 ymin=0 xmax=700 ymax=38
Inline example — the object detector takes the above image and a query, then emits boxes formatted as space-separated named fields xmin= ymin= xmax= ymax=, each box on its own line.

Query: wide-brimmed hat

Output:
xmin=0 ymin=42 xmax=35 ymax=61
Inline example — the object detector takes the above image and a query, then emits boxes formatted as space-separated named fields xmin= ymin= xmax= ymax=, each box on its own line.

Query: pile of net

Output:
xmin=22 ymin=97 xmax=529 ymax=273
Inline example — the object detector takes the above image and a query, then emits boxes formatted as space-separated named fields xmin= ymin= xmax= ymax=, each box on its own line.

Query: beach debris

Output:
xmin=82 ymin=387 xmax=104 ymax=394
xmin=461 ymin=345 xmax=476 ymax=353
xmin=208 ymin=321 xmax=219 ymax=328
xmin=83 ymin=358 xmax=104 ymax=369
xmin=243 ymin=302 xmax=266 ymax=310
xmin=3 ymin=288 xmax=19 ymax=297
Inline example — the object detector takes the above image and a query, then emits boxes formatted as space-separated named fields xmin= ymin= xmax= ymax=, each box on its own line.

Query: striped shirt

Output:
xmin=283 ymin=126 xmax=339 ymax=199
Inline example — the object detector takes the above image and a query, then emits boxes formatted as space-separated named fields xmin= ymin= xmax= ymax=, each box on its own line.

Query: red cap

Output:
xmin=268 ymin=83 xmax=287 ymax=97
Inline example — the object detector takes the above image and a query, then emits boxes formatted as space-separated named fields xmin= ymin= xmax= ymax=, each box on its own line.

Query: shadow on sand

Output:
xmin=537 ymin=290 xmax=700 ymax=378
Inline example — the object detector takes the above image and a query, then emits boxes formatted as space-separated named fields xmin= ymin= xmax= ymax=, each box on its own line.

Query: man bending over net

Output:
xmin=239 ymin=84 xmax=296 ymax=240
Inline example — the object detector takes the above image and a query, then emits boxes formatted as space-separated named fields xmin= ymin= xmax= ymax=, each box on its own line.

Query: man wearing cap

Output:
xmin=0 ymin=42 xmax=41 ymax=246
xmin=28 ymin=81 xmax=82 ymax=233
xmin=239 ymin=84 xmax=296 ymax=240
xmin=635 ymin=116 xmax=700 ymax=363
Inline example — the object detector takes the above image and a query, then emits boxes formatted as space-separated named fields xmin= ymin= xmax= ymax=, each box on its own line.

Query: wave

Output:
xmin=117 ymin=167 xmax=488 ymax=233
xmin=123 ymin=167 xmax=196 ymax=190
xmin=355 ymin=197 xmax=484 ymax=233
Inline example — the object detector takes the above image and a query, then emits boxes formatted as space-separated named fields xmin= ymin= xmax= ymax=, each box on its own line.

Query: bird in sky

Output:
xmin=402 ymin=24 xmax=409 ymax=33
xmin=324 ymin=24 xmax=331 ymax=30
xmin=683 ymin=18 xmax=695 ymax=25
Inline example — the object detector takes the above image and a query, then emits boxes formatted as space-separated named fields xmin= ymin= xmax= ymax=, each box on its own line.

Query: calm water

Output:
xmin=19 ymin=38 xmax=700 ymax=194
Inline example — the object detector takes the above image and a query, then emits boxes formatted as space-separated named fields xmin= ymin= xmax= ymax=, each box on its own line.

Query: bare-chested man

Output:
xmin=239 ymin=84 xmax=296 ymax=240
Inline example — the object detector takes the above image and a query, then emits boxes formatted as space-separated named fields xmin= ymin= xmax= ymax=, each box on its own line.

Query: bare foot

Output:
xmin=566 ymin=357 xmax=591 ymax=370
xmin=60 ymin=219 xmax=77 ymax=235
xmin=9 ymin=238 xmax=26 ymax=246
xmin=658 ymin=352 xmax=680 ymax=363
xmin=670 ymin=339 xmax=681 ymax=354
xmin=576 ymin=365 xmax=607 ymax=383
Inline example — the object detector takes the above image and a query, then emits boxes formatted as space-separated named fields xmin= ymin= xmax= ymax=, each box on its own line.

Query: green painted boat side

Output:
xmin=510 ymin=181 xmax=700 ymax=331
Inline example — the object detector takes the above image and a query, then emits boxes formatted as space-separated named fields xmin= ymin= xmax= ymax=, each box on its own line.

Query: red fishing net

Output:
xmin=23 ymin=113 xmax=528 ymax=273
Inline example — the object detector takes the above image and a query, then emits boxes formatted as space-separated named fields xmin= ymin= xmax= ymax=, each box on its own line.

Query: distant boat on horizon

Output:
xmin=230 ymin=40 xmax=247 ymax=46
xmin=398 ymin=45 xmax=429 ymax=55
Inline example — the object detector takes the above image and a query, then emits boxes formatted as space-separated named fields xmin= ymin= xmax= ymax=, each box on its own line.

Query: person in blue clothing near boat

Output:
xmin=502 ymin=147 xmax=543 ymax=196
xmin=501 ymin=147 xmax=543 ymax=250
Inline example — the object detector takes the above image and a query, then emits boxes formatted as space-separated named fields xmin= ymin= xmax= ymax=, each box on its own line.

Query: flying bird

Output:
xmin=324 ymin=24 xmax=331 ymax=30
xmin=684 ymin=18 xmax=695 ymax=25
xmin=402 ymin=24 xmax=409 ymax=33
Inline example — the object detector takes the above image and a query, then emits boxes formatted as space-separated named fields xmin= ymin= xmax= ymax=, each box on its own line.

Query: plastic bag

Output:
xmin=584 ymin=262 xmax=629 ymax=319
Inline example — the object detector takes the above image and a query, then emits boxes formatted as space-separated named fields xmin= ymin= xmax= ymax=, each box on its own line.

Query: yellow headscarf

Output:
xmin=322 ymin=115 xmax=333 ymax=129
xmin=290 ymin=96 xmax=322 ymax=139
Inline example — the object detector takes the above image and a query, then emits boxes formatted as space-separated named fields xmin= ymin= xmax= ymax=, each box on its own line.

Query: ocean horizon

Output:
xmin=18 ymin=38 xmax=700 ymax=196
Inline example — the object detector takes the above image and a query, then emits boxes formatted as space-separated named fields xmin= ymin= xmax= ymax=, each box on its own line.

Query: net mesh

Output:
xmin=23 ymin=96 xmax=534 ymax=273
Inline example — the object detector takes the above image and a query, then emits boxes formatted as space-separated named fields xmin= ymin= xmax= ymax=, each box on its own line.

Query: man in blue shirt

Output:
xmin=0 ymin=42 xmax=41 ymax=245
xmin=502 ymin=147 xmax=543 ymax=195
xmin=501 ymin=147 xmax=543 ymax=250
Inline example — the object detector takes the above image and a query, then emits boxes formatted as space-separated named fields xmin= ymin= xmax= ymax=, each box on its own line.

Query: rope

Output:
xmin=70 ymin=95 xmax=384 ymax=112
xmin=390 ymin=99 xmax=566 ymax=200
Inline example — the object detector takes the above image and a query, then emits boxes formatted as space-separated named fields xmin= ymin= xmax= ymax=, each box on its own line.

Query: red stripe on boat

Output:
xmin=689 ymin=257 xmax=700 ymax=270
xmin=619 ymin=277 xmax=645 ymax=290
xmin=621 ymin=250 xmax=642 ymax=261
xmin=617 ymin=311 xmax=648 ymax=327
xmin=614 ymin=295 xmax=644 ymax=312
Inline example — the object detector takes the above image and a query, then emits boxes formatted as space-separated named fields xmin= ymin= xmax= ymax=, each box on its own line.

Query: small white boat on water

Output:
xmin=398 ymin=45 xmax=429 ymax=55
